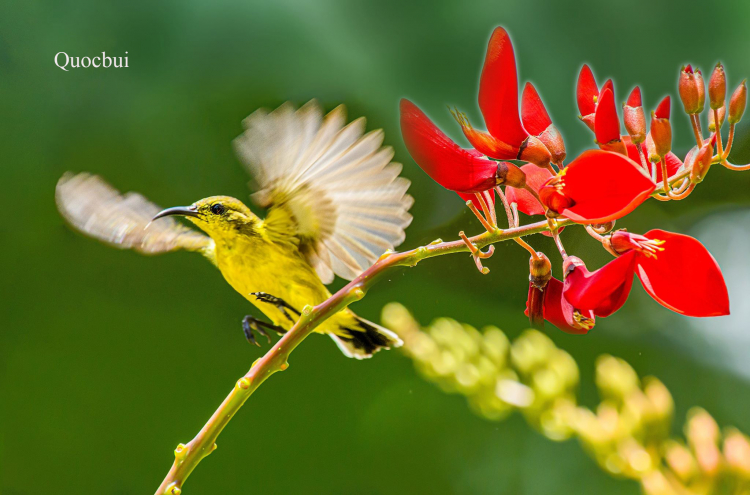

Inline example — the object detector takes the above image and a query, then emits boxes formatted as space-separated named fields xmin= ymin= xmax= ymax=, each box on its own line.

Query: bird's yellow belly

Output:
xmin=215 ymin=241 xmax=344 ymax=333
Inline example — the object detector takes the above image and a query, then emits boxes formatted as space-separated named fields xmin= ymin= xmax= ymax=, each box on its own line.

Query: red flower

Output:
xmin=577 ymin=64 xmax=614 ymax=133
xmin=538 ymin=150 xmax=656 ymax=223
xmin=526 ymin=276 xmax=595 ymax=334
xmin=623 ymin=87 xmax=646 ymax=143
xmin=399 ymin=99 xmax=499 ymax=193
xmin=594 ymin=88 xmax=627 ymax=155
xmin=521 ymin=82 xmax=566 ymax=165
xmin=454 ymin=27 xmax=552 ymax=167
xmin=565 ymin=230 xmax=730 ymax=317
xmin=505 ymin=163 xmax=553 ymax=216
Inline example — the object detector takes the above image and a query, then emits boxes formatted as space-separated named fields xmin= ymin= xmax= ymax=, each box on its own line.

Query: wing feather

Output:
xmin=234 ymin=100 xmax=413 ymax=282
xmin=56 ymin=173 xmax=215 ymax=262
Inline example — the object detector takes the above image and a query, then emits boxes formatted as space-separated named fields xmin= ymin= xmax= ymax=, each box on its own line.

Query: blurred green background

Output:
xmin=3 ymin=0 xmax=750 ymax=493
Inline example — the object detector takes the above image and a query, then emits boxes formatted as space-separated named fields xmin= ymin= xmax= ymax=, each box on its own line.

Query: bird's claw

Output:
xmin=250 ymin=292 xmax=300 ymax=323
xmin=242 ymin=315 xmax=272 ymax=347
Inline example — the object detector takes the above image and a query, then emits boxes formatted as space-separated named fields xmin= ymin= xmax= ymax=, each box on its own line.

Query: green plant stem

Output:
xmin=154 ymin=216 xmax=572 ymax=494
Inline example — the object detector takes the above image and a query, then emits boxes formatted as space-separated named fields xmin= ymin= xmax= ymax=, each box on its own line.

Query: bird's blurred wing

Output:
xmin=234 ymin=100 xmax=413 ymax=283
xmin=56 ymin=173 xmax=216 ymax=262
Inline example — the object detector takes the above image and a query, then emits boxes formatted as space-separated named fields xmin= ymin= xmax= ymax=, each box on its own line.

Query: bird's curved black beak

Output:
xmin=152 ymin=205 xmax=199 ymax=221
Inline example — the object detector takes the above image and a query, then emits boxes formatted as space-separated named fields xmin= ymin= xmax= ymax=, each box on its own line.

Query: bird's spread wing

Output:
xmin=234 ymin=100 xmax=413 ymax=283
xmin=56 ymin=173 xmax=216 ymax=262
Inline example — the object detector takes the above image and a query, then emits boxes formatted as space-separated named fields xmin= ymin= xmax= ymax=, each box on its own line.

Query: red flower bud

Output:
xmin=678 ymin=65 xmax=705 ymax=114
xmin=577 ymin=64 xmax=598 ymax=129
xmin=708 ymin=105 xmax=725 ymax=132
xmin=623 ymin=87 xmax=646 ymax=144
xmin=594 ymin=88 xmax=627 ymax=155
xmin=729 ymin=79 xmax=747 ymax=125
xmin=689 ymin=136 xmax=717 ymax=184
xmin=649 ymin=96 xmax=672 ymax=159
xmin=709 ymin=63 xmax=726 ymax=110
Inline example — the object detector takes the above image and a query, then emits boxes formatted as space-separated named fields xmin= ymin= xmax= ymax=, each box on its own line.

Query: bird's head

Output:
xmin=153 ymin=195 xmax=260 ymax=240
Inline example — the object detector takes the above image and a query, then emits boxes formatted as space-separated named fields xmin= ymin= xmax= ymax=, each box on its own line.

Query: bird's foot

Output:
xmin=250 ymin=292 xmax=301 ymax=323
xmin=242 ymin=315 xmax=285 ymax=347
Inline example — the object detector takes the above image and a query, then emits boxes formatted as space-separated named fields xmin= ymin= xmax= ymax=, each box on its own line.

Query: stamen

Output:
xmin=466 ymin=200 xmax=495 ymax=232
xmin=573 ymin=311 xmax=595 ymax=330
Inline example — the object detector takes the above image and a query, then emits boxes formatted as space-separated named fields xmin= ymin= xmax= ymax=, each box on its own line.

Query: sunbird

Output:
xmin=56 ymin=100 xmax=413 ymax=358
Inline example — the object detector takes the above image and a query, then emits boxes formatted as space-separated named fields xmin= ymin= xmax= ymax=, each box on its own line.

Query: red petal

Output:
xmin=521 ymin=82 xmax=552 ymax=136
xmin=627 ymin=86 xmax=642 ymax=107
xmin=600 ymin=79 xmax=614 ymax=99
xmin=504 ymin=163 xmax=552 ymax=216
xmin=655 ymin=96 xmax=671 ymax=119
xmin=400 ymin=99 xmax=498 ymax=193
xmin=577 ymin=64 xmax=599 ymax=116
xmin=542 ymin=278 xmax=593 ymax=335
xmin=594 ymin=88 xmax=622 ymax=144
xmin=554 ymin=150 xmax=656 ymax=223
xmin=478 ymin=27 xmax=528 ymax=147
xmin=563 ymin=254 xmax=637 ymax=317
xmin=635 ymin=230 xmax=730 ymax=317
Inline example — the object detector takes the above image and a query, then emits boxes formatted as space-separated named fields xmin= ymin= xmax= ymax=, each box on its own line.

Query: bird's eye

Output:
xmin=210 ymin=203 xmax=226 ymax=215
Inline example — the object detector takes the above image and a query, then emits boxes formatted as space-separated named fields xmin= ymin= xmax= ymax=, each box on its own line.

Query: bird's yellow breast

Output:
xmin=213 ymin=233 xmax=340 ymax=332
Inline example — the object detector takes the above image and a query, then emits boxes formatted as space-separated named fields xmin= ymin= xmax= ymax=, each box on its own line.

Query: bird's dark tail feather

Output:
xmin=330 ymin=317 xmax=403 ymax=360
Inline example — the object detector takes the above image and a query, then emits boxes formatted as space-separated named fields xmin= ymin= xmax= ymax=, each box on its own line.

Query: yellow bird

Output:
xmin=56 ymin=100 xmax=413 ymax=358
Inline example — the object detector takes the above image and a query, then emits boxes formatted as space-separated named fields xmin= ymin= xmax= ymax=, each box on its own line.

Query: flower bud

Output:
xmin=679 ymin=65 xmax=704 ymax=114
xmin=708 ymin=105 xmax=725 ymax=132
xmin=590 ymin=220 xmax=616 ymax=235
xmin=603 ymin=230 xmax=665 ymax=258
xmin=527 ymin=252 xmax=551 ymax=328
xmin=623 ymin=87 xmax=646 ymax=144
xmin=496 ymin=161 xmax=526 ymax=188
xmin=689 ymin=136 xmax=716 ymax=184
xmin=529 ymin=252 xmax=551 ymax=289
xmin=649 ymin=96 xmax=672 ymax=159
xmin=518 ymin=135 xmax=552 ymax=168
xmin=709 ymin=63 xmax=726 ymax=110
xmin=723 ymin=428 xmax=750 ymax=476
xmin=729 ymin=79 xmax=747 ymax=124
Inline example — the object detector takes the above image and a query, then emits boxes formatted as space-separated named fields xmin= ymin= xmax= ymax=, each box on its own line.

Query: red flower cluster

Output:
xmin=399 ymin=26 xmax=743 ymax=334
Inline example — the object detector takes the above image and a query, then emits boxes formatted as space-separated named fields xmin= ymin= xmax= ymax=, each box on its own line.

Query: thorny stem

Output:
xmin=155 ymin=216 xmax=573 ymax=495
